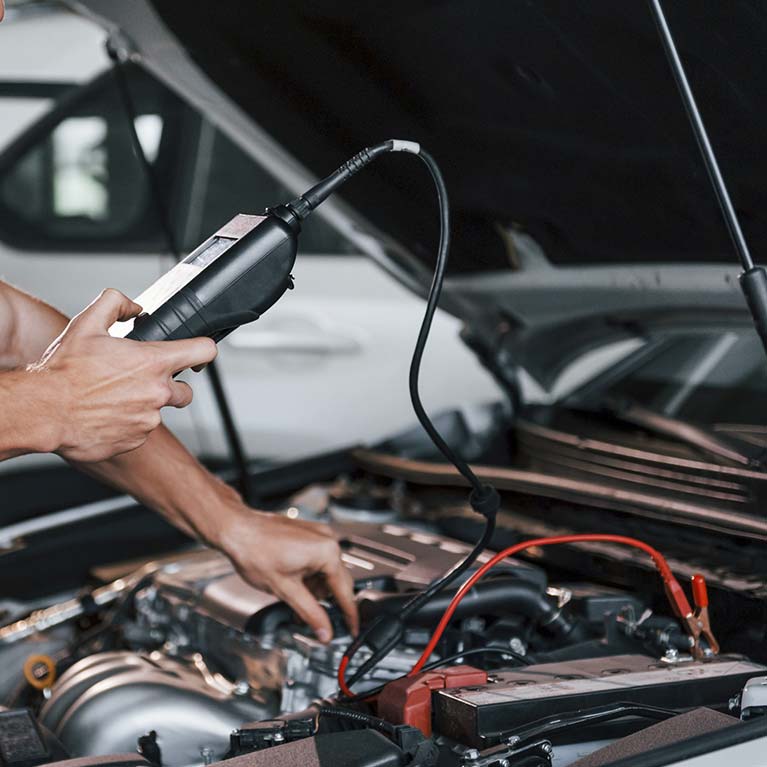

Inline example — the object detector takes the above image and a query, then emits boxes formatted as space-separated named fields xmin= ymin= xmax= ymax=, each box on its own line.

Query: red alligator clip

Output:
xmin=683 ymin=574 xmax=720 ymax=659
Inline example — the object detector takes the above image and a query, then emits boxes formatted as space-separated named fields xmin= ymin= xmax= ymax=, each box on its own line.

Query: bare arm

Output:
xmin=0 ymin=283 xmax=72 ymax=458
xmin=0 ymin=282 xmax=67 ymax=366
xmin=0 ymin=281 xmax=357 ymax=640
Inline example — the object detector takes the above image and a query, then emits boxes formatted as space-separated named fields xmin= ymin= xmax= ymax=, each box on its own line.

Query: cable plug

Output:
xmin=469 ymin=484 xmax=500 ymax=520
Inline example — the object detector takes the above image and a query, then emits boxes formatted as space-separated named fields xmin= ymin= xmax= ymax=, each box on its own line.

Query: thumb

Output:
xmin=75 ymin=288 xmax=142 ymax=332
xmin=281 ymin=579 xmax=334 ymax=643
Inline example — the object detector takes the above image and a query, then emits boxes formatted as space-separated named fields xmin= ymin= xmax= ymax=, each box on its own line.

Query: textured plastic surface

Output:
xmin=122 ymin=211 xmax=298 ymax=342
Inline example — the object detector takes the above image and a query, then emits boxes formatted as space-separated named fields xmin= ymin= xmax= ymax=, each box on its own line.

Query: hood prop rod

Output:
xmin=648 ymin=0 xmax=767 ymax=361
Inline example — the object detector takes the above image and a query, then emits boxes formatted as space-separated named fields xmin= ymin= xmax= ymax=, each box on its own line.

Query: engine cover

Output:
xmin=129 ymin=521 xmax=544 ymax=636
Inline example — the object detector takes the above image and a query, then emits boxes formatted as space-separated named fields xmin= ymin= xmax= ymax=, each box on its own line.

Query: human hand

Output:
xmin=216 ymin=507 xmax=358 ymax=642
xmin=30 ymin=288 xmax=217 ymax=462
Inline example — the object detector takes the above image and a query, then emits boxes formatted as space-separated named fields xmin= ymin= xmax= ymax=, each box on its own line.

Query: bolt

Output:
xmin=506 ymin=736 xmax=521 ymax=747
xmin=272 ymin=732 xmax=285 ymax=743
xmin=233 ymin=681 xmax=249 ymax=696
xmin=541 ymin=742 xmax=553 ymax=754
xmin=200 ymin=747 xmax=214 ymax=766
xmin=509 ymin=637 xmax=526 ymax=655
xmin=464 ymin=748 xmax=480 ymax=761
xmin=499 ymin=760 xmax=509 ymax=767
xmin=663 ymin=648 xmax=679 ymax=662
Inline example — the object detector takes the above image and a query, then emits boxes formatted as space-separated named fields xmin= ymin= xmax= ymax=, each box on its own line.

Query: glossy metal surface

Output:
xmin=40 ymin=652 xmax=273 ymax=767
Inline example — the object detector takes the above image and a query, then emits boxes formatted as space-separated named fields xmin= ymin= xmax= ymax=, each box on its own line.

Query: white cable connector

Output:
xmin=390 ymin=139 xmax=421 ymax=154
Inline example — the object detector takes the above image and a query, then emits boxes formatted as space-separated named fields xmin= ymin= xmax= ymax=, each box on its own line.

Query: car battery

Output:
xmin=432 ymin=654 xmax=767 ymax=747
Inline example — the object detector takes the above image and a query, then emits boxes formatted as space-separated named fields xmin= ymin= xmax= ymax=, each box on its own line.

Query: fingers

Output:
xmin=282 ymin=579 xmax=334 ymax=643
xmin=166 ymin=379 xmax=193 ymax=408
xmin=154 ymin=337 xmax=218 ymax=374
xmin=324 ymin=560 xmax=359 ymax=636
xmin=77 ymin=288 xmax=142 ymax=331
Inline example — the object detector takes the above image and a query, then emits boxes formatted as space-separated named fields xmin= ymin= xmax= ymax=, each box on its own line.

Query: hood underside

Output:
xmin=148 ymin=0 xmax=766 ymax=275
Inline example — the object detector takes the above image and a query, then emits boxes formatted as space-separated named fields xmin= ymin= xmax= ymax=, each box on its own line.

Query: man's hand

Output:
xmin=30 ymin=288 xmax=217 ymax=462
xmin=216 ymin=508 xmax=359 ymax=642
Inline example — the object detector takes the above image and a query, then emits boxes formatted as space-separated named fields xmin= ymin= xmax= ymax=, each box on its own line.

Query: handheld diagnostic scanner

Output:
xmin=110 ymin=139 xmax=420 ymax=344
xmin=110 ymin=207 xmax=299 ymax=342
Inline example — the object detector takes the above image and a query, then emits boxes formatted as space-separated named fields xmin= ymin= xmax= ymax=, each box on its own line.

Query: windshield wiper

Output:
xmin=601 ymin=398 xmax=758 ymax=468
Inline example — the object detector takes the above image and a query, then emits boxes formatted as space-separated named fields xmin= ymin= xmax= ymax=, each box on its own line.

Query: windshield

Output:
xmin=566 ymin=326 xmax=767 ymax=437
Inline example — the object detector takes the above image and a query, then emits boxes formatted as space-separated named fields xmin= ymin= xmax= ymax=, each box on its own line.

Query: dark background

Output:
xmin=153 ymin=0 xmax=766 ymax=273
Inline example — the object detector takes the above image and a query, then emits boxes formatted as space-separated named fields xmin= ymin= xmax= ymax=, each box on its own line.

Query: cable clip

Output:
xmin=682 ymin=574 xmax=720 ymax=660
xmin=469 ymin=484 xmax=500 ymax=519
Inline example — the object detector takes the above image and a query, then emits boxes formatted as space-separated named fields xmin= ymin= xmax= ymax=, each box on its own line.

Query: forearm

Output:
xmin=0 ymin=280 xmax=236 ymax=542
xmin=0 ymin=369 xmax=59 ymax=459
xmin=0 ymin=281 xmax=68 ymax=368
xmin=74 ymin=424 xmax=244 ymax=545
xmin=0 ymin=283 xmax=69 ymax=458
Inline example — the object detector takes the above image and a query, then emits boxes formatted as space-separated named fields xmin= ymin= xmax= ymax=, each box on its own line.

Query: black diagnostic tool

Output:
xmin=110 ymin=139 xmax=421 ymax=342
xmin=111 ymin=209 xmax=299 ymax=342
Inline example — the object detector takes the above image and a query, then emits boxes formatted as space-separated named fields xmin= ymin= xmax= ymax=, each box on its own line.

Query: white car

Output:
xmin=0 ymin=4 xmax=500 ymax=464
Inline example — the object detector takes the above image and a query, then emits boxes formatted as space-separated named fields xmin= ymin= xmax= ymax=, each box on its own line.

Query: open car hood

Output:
xmin=70 ymin=0 xmax=764 ymax=382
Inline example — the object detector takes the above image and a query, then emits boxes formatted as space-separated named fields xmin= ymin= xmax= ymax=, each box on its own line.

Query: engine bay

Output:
xmin=2 ymin=465 xmax=766 ymax=767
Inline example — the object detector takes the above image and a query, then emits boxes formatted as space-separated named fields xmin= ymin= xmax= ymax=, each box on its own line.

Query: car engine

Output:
xmin=2 ymin=473 xmax=766 ymax=767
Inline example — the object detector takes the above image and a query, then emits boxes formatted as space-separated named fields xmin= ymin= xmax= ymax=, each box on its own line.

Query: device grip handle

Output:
xmin=691 ymin=574 xmax=708 ymax=608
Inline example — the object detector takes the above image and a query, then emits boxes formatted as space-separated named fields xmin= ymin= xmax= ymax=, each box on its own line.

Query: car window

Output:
xmin=0 ymin=65 xmax=356 ymax=257
xmin=178 ymin=118 xmax=356 ymax=256
xmin=0 ymin=67 xmax=189 ymax=252
xmin=567 ymin=327 xmax=767 ymax=427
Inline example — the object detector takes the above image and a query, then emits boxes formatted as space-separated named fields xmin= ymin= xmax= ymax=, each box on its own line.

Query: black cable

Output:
xmin=402 ymin=515 xmax=495 ymax=613
xmin=317 ymin=707 xmax=395 ymax=735
xmin=341 ymin=647 xmax=529 ymax=703
xmin=342 ymin=516 xmax=495 ymax=691
xmin=331 ymin=148 xmax=500 ymax=694
xmin=422 ymin=646 xmax=532 ymax=670
xmin=406 ymin=151 xmax=485 ymax=496
xmin=106 ymin=45 xmax=253 ymax=503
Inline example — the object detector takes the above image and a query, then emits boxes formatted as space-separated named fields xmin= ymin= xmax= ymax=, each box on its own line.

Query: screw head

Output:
xmin=464 ymin=748 xmax=480 ymax=761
